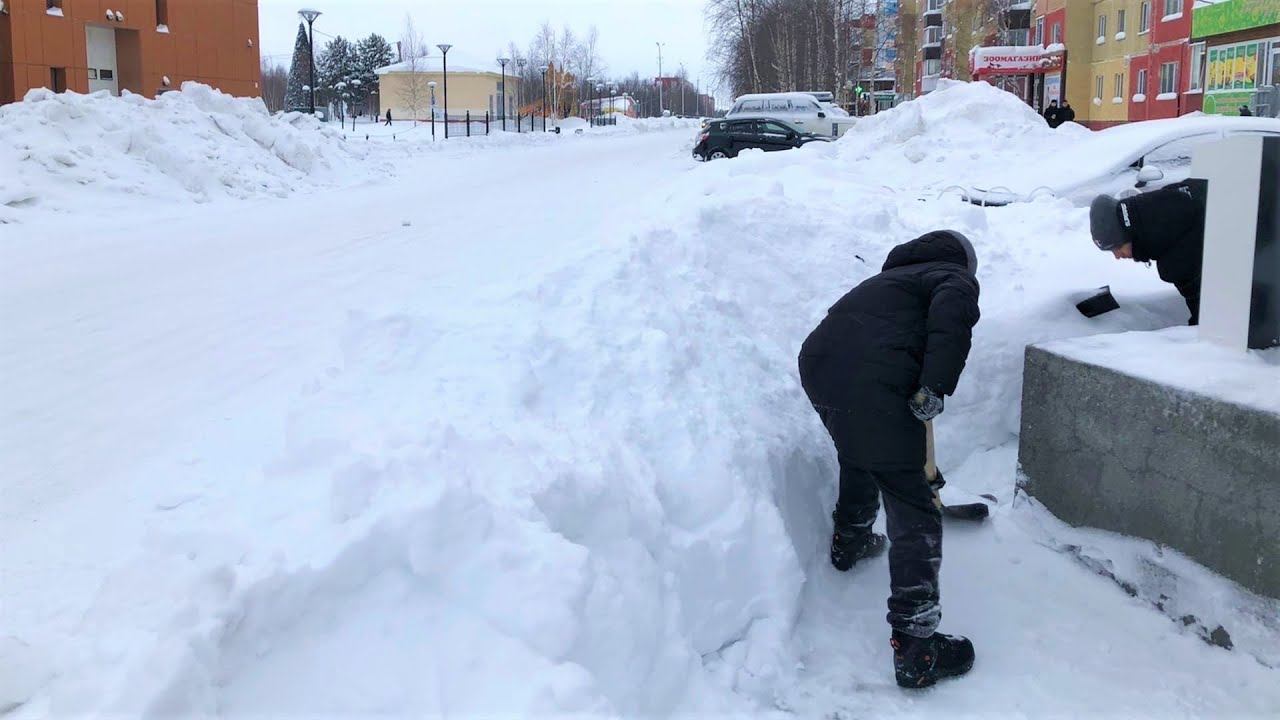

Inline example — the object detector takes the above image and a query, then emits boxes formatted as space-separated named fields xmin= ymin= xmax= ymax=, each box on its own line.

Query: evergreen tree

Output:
xmin=285 ymin=22 xmax=313 ymax=111
xmin=318 ymin=35 xmax=356 ymax=111
xmin=354 ymin=34 xmax=396 ymax=112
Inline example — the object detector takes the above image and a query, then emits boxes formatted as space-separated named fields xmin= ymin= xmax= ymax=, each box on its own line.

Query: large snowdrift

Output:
xmin=0 ymin=83 xmax=365 ymax=219
xmin=4 ymin=81 xmax=1278 ymax=717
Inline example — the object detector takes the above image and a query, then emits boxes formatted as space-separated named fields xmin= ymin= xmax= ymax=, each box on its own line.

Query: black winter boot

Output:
xmin=891 ymin=631 xmax=975 ymax=688
xmin=830 ymin=516 xmax=886 ymax=572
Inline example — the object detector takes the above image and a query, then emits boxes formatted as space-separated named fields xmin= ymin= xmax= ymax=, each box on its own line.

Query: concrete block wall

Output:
xmin=1018 ymin=343 xmax=1280 ymax=598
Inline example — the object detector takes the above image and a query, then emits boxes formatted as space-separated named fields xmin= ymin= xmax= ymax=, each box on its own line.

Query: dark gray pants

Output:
xmin=819 ymin=408 xmax=943 ymax=638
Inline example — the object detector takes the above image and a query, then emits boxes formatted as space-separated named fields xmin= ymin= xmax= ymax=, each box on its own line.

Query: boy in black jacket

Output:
xmin=798 ymin=230 xmax=981 ymax=688
xmin=1090 ymin=181 xmax=1207 ymax=324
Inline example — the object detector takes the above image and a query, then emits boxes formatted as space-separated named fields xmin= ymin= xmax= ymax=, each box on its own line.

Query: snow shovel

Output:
xmin=925 ymin=420 xmax=990 ymax=521
xmin=1075 ymin=286 xmax=1120 ymax=318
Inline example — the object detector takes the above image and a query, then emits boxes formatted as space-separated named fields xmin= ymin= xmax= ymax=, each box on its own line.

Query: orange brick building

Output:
xmin=1 ymin=0 xmax=261 ymax=105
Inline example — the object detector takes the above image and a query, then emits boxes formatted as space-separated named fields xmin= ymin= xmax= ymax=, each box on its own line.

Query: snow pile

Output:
xmin=0 ymin=83 xmax=365 ymax=217
xmin=836 ymin=79 xmax=1083 ymax=190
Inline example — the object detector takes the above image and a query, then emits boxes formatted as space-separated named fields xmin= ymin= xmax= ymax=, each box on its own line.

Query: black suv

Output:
xmin=693 ymin=118 xmax=828 ymax=160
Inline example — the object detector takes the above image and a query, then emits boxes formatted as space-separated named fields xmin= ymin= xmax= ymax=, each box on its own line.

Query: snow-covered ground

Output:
xmin=2 ymin=84 xmax=1277 ymax=717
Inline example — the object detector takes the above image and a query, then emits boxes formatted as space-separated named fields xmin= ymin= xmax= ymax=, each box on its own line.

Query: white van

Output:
xmin=726 ymin=92 xmax=856 ymax=138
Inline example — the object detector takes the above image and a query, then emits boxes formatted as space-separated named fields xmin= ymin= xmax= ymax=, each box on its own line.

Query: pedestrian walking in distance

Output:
xmin=798 ymin=230 xmax=981 ymax=689
xmin=385 ymin=108 xmax=393 ymax=126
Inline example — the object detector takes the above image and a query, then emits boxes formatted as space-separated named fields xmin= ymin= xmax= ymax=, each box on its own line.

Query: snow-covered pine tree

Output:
xmin=318 ymin=35 xmax=356 ymax=113
xmin=284 ymin=22 xmax=313 ymax=112
xmin=354 ymin=34 xmax=396 ymax=114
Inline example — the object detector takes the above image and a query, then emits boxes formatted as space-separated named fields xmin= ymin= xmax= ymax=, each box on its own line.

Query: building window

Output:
xmin=1035 ymin=17 xmax=1045 ymax=45
xmin=1163 ymin=0 xmax=1183 ymax=18
xmin=1189 ymin=43 xmax=1205 ymax=90
xmin=1136 ymin=68 xmax=1149 ymax=98
xmin=155 ymin=0 xmax=168 ymax=26
xmin=1052 ymin=23 xmax=1062 ymax=44
xmin=1140 ymin=2 xmax=1151 ymax=32
xmin=49 ymin=67 xmax=67 ymax=92
xmin=1097 ymin=14 xmax=1107 ymax=43
xmin=926 ymin=0 xmax=943 ymax=11
xmin=1159 ymin=61 xmax=1178 ymax=94
xmin=925 ymin=26 xmax=943 ymax=45
xmin=1095 ymin=75 xmax=1104 ymax=101
xmin=1114 ymin=73 xmax=1125 ymax=101
xmin=1117 ymin=9 xmax=1127 ymax=34
xmin=924 ymin=58 xmax=941 ymax=76
xmin=1005 ymin=28 xmax=1029 ymax=46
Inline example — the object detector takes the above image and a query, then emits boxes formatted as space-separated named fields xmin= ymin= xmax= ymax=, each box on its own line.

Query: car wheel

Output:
xmin=709 ymin=150 xmax=730 ymax=160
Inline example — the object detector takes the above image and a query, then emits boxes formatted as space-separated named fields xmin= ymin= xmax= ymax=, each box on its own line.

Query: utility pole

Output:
xmin=656 ymin=42 xmax=665 ymax=116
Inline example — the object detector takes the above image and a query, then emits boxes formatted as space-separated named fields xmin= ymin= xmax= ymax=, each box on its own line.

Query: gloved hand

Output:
xmin=909 ymin=387 xmax=944 ymax=422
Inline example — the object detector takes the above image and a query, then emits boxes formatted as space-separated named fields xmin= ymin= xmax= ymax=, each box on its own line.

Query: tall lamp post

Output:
xmin=497 ymin=57 xmax=510 ymax=131
xmin=595 ymin=82 xmax=604 ymax=126
xmin=516 ymin=58 xmax=527 ymax=128
xmin=655 ymin=41 xmax=665 ymax=116
xmin=437 ymin=43 xmax=452 ymax=138
xmin=428 ymin=80 xmax=437 ymax=137
xmin=298 ymin=8 xmax=322 ymax=115
xmin=538 ymin=64 xmax=549 ymax=132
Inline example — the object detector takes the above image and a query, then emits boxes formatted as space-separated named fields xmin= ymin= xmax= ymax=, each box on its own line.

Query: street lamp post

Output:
xmin=538 ymin=64 xmax=549 ymax=132
xmin=298 ymin=8 xmax=322 ymax=115
xmin=437 ymin=44 xmax=452 ymax=138
xmin=497 ymin=57 xmax=510 ymax=131
xmin=428 ymin=80 xmax=437 ymax=139
xmin=655 ymin=41 xmax=665 ymax=116
xmin=516 ymin=58 xmax=527 ymax=129
xmin=595 ymin=82 xmax=604 ymax=126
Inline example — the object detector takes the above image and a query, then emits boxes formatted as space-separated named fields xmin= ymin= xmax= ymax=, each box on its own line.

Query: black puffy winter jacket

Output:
xmin=1124 ymin=180 xmax=1206 ymax=325
xmin=798 ymin=231 xmax=981 ymax=470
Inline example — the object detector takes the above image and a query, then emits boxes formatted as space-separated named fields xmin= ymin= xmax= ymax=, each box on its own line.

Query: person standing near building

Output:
xmin=1059 ymin=101 xmax=1076 ymax=125
xmin=798 ymin=230 xmax=981 ymax=689
xmin=385 ymin=108 xmax=393 ymax=126
xmin=1043 ymin=100 xmax=1061 ymax=128
xmin=1240 ymin=105 xmax=1254 ymax=117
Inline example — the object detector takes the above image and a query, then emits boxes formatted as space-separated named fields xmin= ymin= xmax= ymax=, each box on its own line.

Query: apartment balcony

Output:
xmin=923 ymin=44 xmax=943 ymax=60
xmin=921 ymin=74 xmax=941 ymax=93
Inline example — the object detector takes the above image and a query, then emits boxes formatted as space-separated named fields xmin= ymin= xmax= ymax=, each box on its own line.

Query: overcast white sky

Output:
xmin=259 ymin=0 xmax=720 ymax=94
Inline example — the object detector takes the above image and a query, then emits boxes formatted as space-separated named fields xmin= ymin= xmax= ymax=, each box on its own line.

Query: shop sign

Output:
xmin=1193 ymin=0 xmax=1280 ymax=38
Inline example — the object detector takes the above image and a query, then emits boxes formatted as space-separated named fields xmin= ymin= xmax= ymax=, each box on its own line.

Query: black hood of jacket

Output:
xmin=883 ymin=230 xmax=978 ymax=274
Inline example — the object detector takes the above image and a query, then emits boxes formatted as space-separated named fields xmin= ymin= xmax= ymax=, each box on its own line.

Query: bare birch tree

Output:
xmin=397 ymin=14 xmax=429 ymax=123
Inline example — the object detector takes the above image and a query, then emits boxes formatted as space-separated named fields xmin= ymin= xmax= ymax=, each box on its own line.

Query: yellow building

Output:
xmin=376 ymin=51 xmax=515 ymax=122
xmin=1086 ymin=0 xmax=1145 ymax=125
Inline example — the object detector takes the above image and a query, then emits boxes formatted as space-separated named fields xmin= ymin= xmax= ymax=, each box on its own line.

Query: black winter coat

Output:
xmin=1060 ymin=105 xmax=1077 ymax=124
xmin=799 ymin=231 xmax=981 ymax=471
xmin=1126 ymin=180 xmax=1206 ymax=324
xmin=1043 ymin=106 xmax=1061 ymax=128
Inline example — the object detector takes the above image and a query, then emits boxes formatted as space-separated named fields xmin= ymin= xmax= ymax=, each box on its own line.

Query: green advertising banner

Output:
xmin=1193 ymin=0 xmax=1280 ymax=38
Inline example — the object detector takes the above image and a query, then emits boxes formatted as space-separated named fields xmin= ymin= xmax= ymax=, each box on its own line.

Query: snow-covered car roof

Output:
xmin=730 ymin=92 xmax=823 ymax=106
xmin=967 ymin=115 xmax=1280 ymax=205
